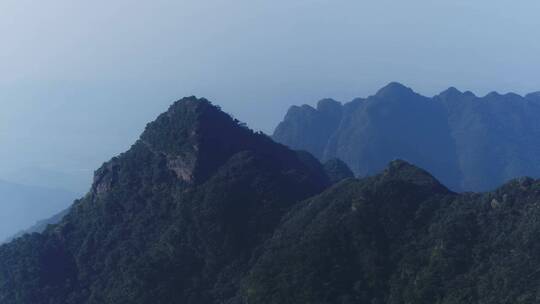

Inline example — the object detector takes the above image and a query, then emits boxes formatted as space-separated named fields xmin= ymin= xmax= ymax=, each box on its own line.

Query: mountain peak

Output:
xmin=485 ymin=91 xmax=501 ymax=98
xmin=159 ymin=95 xmax=218 ymax=122
xmin=141 ymin=96 xmax=216 ymax=146
xmin=463 ymin=90 xmax=476 ymax=97
xmin=381 ymin=159 xmax=446 ymax=190
xmin=95 ymin=97 xmax=274 ymax=187
xmin=316 ymin=98 xmax=343 ymax=121
xmin=138 ymin=97 xmax=227 ymax=182
xmin=439 ymin=87 xmax=462 ymax=97
xmin=375 ymin=82 xmax=415 ymax=98
xmin=316 ymin=98 xmax=341 ymax=111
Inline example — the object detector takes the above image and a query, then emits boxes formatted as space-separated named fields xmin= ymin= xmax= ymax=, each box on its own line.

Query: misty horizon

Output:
xmin=1 ymin=0 xmax=540 ymax=251
xmin=3 ymin=82 xmax=540 ymax=194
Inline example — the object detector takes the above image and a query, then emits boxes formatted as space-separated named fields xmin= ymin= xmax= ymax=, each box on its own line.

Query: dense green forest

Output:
xmin=2 ymin=98 xmax=540 ymax=303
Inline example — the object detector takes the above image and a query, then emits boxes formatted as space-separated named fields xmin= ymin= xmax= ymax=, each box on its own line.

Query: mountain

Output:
xmin=4 ymin=97 xmax=540 ymax=304
xmin=322 ymin=158 xmax=355 ymax=184
xmin=243 ymin=160 xmax=540 ymax=304
xmin=0 ymin=97 xmax=333 ymax=304
xmin=273 ymin=82 xmax=540 ymax=191
xmin=4 ymin=208 xmax=70 ymax=243
xmin=0 ymin=180 xmax=76 ymax=242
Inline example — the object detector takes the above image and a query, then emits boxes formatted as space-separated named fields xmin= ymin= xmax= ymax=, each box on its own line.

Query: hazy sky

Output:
xmin=1 ymin=0 xmax=539 ymax=192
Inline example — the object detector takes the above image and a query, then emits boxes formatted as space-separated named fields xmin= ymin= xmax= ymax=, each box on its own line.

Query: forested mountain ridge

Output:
xmin=273 ymin=82 xmax=540 ymax=191
xmin=0 ymin=97 xmax=334 ymax=304
xmin=244 ymin=160 xmax=540 ymax=303
xmin=3 ymin=97 xmax=540 ymax=304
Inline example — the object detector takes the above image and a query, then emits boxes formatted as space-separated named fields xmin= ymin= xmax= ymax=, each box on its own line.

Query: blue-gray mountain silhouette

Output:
xmin=0 ymin=180 xmax=75 ymax=242
xmin=273 ymin=82 xmax=540 ymax=191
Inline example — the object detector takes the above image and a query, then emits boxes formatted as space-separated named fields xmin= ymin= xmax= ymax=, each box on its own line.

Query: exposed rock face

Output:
xmin=273 ymin=82 xmax=540 ymax=192
xmin=92 ymin=160 xmax=120 ymax=197
xmin=491 ymin=198 xmax=501 ymax=209
xmin=165 ymin=155 xmax=196 ymax=182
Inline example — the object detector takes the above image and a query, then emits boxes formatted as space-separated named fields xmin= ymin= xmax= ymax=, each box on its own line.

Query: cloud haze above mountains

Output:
xmin=1 ymin=0 xmax=539 ymax=192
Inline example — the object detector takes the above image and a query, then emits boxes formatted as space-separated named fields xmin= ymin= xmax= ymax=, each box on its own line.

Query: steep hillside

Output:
xmin=5 ymin=97 xmax=540 ymax=304
xmin=244 ymin=160 xmax=540 ymax=304
xmin=0 ymin=97 xmax=332 ymax=304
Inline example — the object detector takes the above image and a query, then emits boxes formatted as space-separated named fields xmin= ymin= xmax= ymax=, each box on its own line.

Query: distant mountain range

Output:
xmin=273 ymin=82 xmax=540 ymax=191
xmin=0 ymin=180 xmax=75 ymax=242
xmin=3 ymin=97 xmax=540 ymax=303
xmin=2 ymin=166 xmax=91 ymax=195
xmin=3 ymin=208 xmax=70 ymax=243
